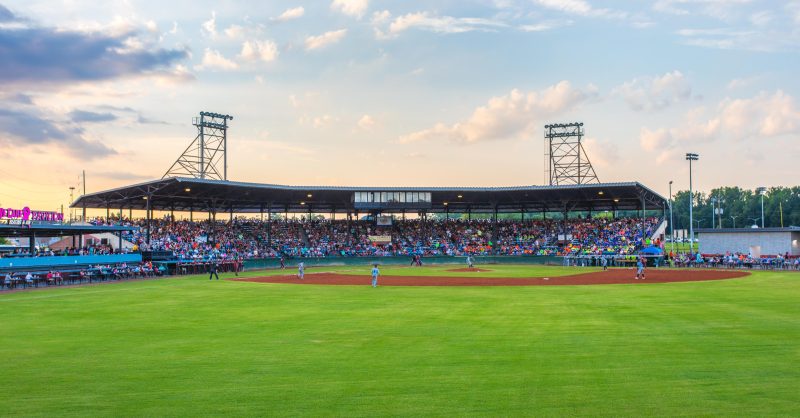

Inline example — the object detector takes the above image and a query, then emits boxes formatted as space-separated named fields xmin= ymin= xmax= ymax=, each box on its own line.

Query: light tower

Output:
xmin=164 ymin=111 xmax=234 ymax=180
xmin=686 ymin=152 xmax=699 ymax=255
xmin=544 ymin=122 xmax=599 ymax=185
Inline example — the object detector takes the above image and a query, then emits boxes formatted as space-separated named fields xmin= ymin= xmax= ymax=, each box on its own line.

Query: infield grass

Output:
xmin=1 ymin=266 xmax=798 ymax=417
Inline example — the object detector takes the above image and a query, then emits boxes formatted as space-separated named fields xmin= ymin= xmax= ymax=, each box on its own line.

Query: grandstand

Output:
xmin=68 ymin=177 xmax=668 ymax=262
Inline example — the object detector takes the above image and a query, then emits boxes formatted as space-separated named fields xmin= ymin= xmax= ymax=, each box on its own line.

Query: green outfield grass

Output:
xmin=1 ymin=266 xmax=798 ymax=417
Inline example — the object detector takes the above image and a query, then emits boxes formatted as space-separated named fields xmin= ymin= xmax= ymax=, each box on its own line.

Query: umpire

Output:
xmin=208 ymin=262 xmax=220 ymax=280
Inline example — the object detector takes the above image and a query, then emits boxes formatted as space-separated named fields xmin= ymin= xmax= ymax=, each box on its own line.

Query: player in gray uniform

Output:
xmin=298 ymin=262 xmax=305 ymax=280
xmin=635 ymin=258 xmax=645 ymax=280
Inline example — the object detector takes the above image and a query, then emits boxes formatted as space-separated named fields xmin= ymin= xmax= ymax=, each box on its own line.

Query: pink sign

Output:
xmin=0 ymin=206 xmax=64 ymax=222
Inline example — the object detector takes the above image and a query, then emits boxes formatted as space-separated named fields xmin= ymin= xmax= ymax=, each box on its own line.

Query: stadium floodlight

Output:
xmin=184 ymin=188 xmax=191 ymax=192
xmin=686 ymin=153 xmax=699 ymax=256
xmin=307 ymin=193 xmax=313 ymax=198
xmin=598 ymin=191 xmax=604 ymax=195
xmin=756 ymin=187 xmax=767 ymax=228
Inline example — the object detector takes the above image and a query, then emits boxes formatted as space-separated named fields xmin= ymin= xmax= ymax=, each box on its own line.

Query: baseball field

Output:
xmin=1 ymin=265 xmax=798 ymax=416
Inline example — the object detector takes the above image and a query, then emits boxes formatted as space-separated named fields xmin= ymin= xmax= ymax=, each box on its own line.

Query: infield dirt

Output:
xmin=234 ymin=268 xmax=749 ymax=286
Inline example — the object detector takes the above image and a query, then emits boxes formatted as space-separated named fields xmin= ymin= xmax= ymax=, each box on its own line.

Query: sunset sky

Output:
xmin=1 ymin=0 xmax=798 ymax=213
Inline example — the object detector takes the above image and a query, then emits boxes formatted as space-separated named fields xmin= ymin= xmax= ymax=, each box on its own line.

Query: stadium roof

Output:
xmin=72 ymin=177 xmax=667 ymax=214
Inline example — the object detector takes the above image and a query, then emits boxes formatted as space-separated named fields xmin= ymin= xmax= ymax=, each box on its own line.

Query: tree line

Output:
xmin=669 ymin=186 xmax=800 ymax=230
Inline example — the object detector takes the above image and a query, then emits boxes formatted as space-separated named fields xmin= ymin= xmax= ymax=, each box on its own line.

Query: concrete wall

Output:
xmin=699 ymin=231 xmax=797 ymax=256
xmin=0 ymin=254 xmax=143 ymax=270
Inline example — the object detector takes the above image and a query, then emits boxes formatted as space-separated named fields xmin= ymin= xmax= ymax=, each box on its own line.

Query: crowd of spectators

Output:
xmin=115 ymin=215 xmax=662 ymax=260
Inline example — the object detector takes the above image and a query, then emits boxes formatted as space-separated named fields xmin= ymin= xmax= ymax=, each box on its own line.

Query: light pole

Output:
xmin=686 ymin=153 xmax=699 ymax=255
xmin=716 ymin=198 xmax=724 ymax=228
xmin=710 ymin=197 xmax=716 ymax=229
xmin=69 ymin=186 xmax=75 ymax=223
xmin=669 ymin=180 xmax=674 ymax=254
xmin=748 ymin=217 xmax=760 ymax=228
xmin=756 ymin=187 xmax=766 ymax=228
xmin=730 ymin=215 xmax=737 ymax=228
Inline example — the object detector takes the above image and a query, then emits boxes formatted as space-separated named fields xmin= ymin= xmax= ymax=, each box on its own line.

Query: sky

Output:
xmin=1 ymin=0 xmax=799 ymax=213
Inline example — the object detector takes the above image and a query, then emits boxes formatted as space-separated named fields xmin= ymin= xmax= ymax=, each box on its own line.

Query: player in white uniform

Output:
xmin=371 ymin=264 xmax=380 ymax=287
xmin=298 ymin=262 xmax=305 ymax=280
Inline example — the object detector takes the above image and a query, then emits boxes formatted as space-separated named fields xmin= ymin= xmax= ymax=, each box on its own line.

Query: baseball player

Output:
xmin=635 ymin=257 xmax=645 ymax=280
xmin=371 ymin=264 xmax=380 ymax=288
xmin=298 ymin=261 xmax=305 ymax=280
xmin=601 ymin=256 xmax=608 ymax=271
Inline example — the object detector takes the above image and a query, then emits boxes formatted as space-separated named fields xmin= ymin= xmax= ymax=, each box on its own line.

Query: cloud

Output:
xmin=0 ymin=108 xmax=116 ymax=159
xmin=675 ymin=24 xmax=798 ymax=52
xmin=613 ymin=70 xmax=692 ymax=111
xmin=357 ymin=114 xmax=376 ymax=130
xmin=202 ymin=11 xmax=217 ymax=38
xmin=240 ymin=40 xmax=278 ymax=62
xmin=726 ymin=75 xmax=760 ymax=90
xmin=94 ymin=171 xmax=152 ymax=181
xmin=224 ymin=24 xmax=245 ymax=40
xmin=639 ymin=90 xmax=800 ymax=161
xmin=331 ymin=0 xmax=369 ymax=19
xmin=195 ymin=48 xmax=238 ymax=70
xmin=274 ymin=7 xmax=305 ymax=22
xmin=305 ymin=29 xmax=347 ymax=50
xmin=749 ymin=10 xmax=773 ymax=26
xmin=519 ymin=20 xmax=573 ymax=32
xmin=312 ymin=115 xmax=338 ymax=128
xmin=533 ymin=0 xmax=627 ymax=19
xmin=0 ymin=22 xmax=188 ymax=85
xmin=0 ymin=4 xmax=16 ymax=22
xmin=582 ymin=137 xmax=619 ymax=169
xmin=654 ymin=0 xmax=753 ymax=21
xmin=399 ymin=81 xmax=597 ymax=144
xmin=371 ymin=10 xmax=391 ymax=25
xmin=69 ymin=110 xmax=117 ymax=123
xmin=385 ymin=12 xmax=507 ymax=36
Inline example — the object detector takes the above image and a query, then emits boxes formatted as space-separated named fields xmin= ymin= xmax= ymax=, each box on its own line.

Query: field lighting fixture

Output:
xmin=184 ymin=188 xmax=191 ymax=192
xmin=307 ymin=193 xmax=313 ymax=198
xmin=598 ymin=191 xmax=604 ymax=195
xmin=686 ymin=153 xmax=699 ymax=255
xmin=300 ymin=201 xmax=305 ymax=206
xmin=457 ymin=195 xmax=463 ymax=199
